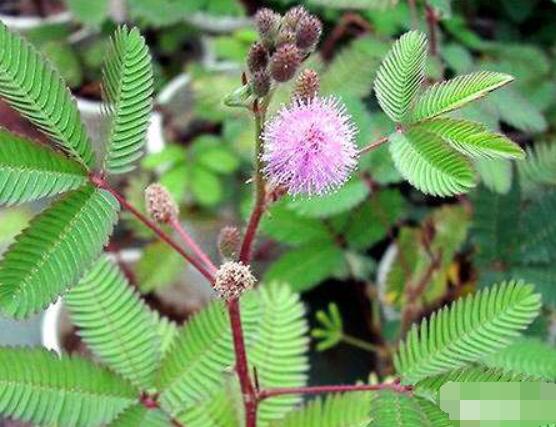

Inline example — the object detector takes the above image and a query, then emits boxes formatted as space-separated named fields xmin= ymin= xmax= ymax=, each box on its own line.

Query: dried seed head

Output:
xmin=270 ymin=44 xmax=301 ymax=82
xmin=283 ymin=6 xmax=309 ymax=30
xmin=254 ymin=8 xmax=281 ymax=48
xmin=247 ymin=42 xmax=269 ymax=73
xmin=296 ymin=15 xmax=322 ymax=50
xmin=145 ymin=183 xmax=178 ymax=223
xmin=294 ymin=69 xmax=320 ymax=102
xmin=251 ymin=70 xmax=271 ymax=97
xmin=217 ymin=226 xmax=241 ymax=261
xmin=214 ymin=261 xmax=257 ymax=300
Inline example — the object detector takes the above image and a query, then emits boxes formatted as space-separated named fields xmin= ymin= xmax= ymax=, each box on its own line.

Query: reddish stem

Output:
xmin=228 ymin=298 xmax=258 ymax=427
xmin=239 ymin=200 xmax=266 ymax=264
xmin=90 ymin=174 xmax=215 ymax=285
xmin=168 ymin=216 xmax=218 ymax=274
xmin=358 ymin=136 xmax=389 ymax=156
xmin=258 ymin=381 xmax=412 ymax=400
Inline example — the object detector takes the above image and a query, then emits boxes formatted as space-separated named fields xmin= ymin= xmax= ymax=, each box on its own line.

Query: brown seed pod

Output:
xmin=254 ymin=8 xmax=281 ymax=48
xmin=282 ymin=6 xmax=309 ymax=30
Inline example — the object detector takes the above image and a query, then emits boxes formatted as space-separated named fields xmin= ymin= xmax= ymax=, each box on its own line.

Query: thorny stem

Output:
xmin=89 ymin=173 xmax=216 ymax=285
xmin=358 ymin=135 xmax=389 ymax=155
xmin=168 ymin=216 xmax=218 ymax=275
xmin=258 ymin=381 xmax=413 ymax=401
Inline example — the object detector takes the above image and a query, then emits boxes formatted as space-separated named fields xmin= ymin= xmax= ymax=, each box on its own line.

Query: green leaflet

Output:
xmin=65 ymin=256 xmax=161 ymax=390
xmin=410 ymin=71 xmax=514 ymax=122
xmin=416 ymin=117 xmax=524 ymax=159
xmin=102 ymin=26 xmax=154 ymax=174
xmin=483 ymin=338 xmax=556 ymax=381
xmin=389 ymin=128 xmax=476 ymax=197
xmin=374 ymin=31 xmax=428 ymax=123
xmin=0 ymin=129 xmax=87 ymax=205
xmin=395 ymin=281 xmax=541 ymax=384
xmin=368 ymin=391 xmax=452 ymax=426
xmin=0 ymin=348 xmax=136 ymax=427
xmin=0 ymin=23 xmax=94 ymax=168
xmin=414 ymin=366 xmax=532 ymax=402
xmin=158 ymin=283 xmax=309 ymax=423
xmin=271 ymin=392 xmax=371 ymax=427
xmin=518 ymin=140 xmax=556 ymax=190
xmin=108 ymin=405 xmax=170 ymax=427
xmin=0 ymin=186 xmax=119 ymax=318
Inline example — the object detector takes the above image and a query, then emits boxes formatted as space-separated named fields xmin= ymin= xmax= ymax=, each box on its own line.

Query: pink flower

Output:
xmin=262 ymin=96 xmax=358 ymax=196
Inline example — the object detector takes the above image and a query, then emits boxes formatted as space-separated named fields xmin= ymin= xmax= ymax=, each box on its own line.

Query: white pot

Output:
xmin=0 ymin=11 xmax=72 ymax=32
xmin=184 ymin=13 xmax=250 ymax=34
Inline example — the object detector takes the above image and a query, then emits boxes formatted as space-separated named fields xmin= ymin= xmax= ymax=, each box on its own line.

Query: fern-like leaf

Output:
xmin=65 ymin=256 xmax=160 ymax=389
xmin=102 ymin=26 xmax=153 ymax=174
xmin=415 ymin=366 xmax=532 ymax=402
xmin=483 ymin=338 xmax=556 ymax=381
xmin=0 ymin=23 xmax=94 ymax=168
xmin=0 ymin=347 xmax=135 ymax=427
xmin=158 ymin=283 xmax=308 ymax=423
xmin=389 ymin=128 xmax=476 ymax=196
xmin=374 ymin=31 xmax=428 ymax=123
xmin=368 ymin=390 xmax=452 ymax=426
xmin=394 ymin=280 xmax=541 ymax=384
xmin=271 ymin=392 xmax=371 ymax=427
xmin=410 ymin=71 xmax=514 ymax=122
xmin=518 ymin=190 xmax=556 ymax=263
xmin=518 ymin=140 xmax=556 ymax=188
xmin=417 ymin=117 xmax=524 ymax=159
xmin=0 ymin=129 xmax=87 ymax=205
xmin=108 ymin=405 xmax=170 ymax=427
xmin=250 ymin=283 xmax=309 ymax=425
xmin=0 ymin=186 xmax=119 ymax=318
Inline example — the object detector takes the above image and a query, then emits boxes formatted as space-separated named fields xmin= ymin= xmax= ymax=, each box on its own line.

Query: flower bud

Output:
xmin=296 ymin=15 xmax=322 ymax=50
xmin=214 ymin=261 xmax=257 ymax=300
xmin=276 ymin=29 xmax=296 ymax=47
xmin=247 ymin=42 xmax=268 ymax=73
xmin=145 ymin=183 xmax=178 ymax=224
xmin=251 ymin=70 xmax=271 ymax=97
xmin=294 ymin=69 xmax=320 ymax=102
xmin=282 ymin=6 xmax=309 ymax=30
xmin=270 ymin=44 xmax=301 ymax=82
xmin=254 ymin=8 xmax=280 ymax=49
xmin=218 ymin=226 xmax=241 ymax=261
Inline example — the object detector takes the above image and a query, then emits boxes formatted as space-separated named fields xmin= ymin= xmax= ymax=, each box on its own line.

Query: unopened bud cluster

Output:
xmin=214 ymin=261 xmax=256 ymax=300
xmin=217 ymin=226 xmax=241 ymax=261
xmin=145 ymin=183 xmax=178 ymax=224
xmin=247 ymin=6 xmax=323 ymax=97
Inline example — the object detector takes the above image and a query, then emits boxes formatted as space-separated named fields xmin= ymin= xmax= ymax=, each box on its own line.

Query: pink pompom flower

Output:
xmin=262 ymin=96 xmax=358 ymax=196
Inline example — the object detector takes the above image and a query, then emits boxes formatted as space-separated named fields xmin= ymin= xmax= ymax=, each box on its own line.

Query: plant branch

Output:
xmin=400 ymin=250 xmax=442 ymax=334
xmin=258 ymin=381 xmax=412 ymax=401
xmin=89 ymin=174 xmax=215 ymax=285
xmin=228 ymin=298 xmax=258 ymax=427
xmin=425 ymin=4 xmax=439 ymax=57
xmin=342 ymin=334 xmax=386 ymax=355
xmin=358 ymin=135 xmax=389 ymax=156
xmin=239 ymin=103 xmax=268 ymax=265
xmin=229 ymin=98 xmax=270 ymax=427
xmin=168 ymin=216 xmax=218 ymax=274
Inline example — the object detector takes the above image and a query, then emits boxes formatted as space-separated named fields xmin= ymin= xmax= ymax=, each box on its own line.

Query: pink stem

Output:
xmin=168 ymin=216 xmax=218 ymax=274
xmin=90 ymin=174 xmax=215 ymax=285
xmin=258 ymin=381 xmax=412 ymax=400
